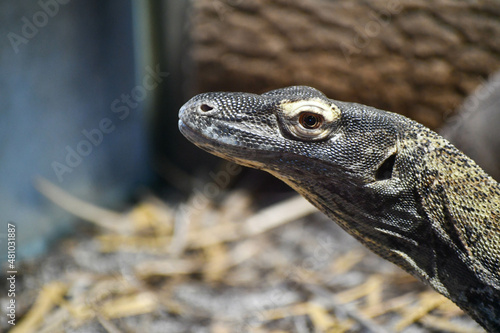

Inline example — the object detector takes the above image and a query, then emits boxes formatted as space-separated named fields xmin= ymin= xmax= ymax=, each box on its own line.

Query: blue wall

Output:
xmin=0 ymin=0 xmax=151 ymax=259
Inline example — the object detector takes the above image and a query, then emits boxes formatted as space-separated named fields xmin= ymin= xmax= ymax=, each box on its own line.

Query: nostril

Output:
xmin=199 ymin=104 xmax=214 ymax=112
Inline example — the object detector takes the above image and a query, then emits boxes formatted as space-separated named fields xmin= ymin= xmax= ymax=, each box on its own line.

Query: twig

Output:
xmin=35 ymin=177 xmax=130 ymax=233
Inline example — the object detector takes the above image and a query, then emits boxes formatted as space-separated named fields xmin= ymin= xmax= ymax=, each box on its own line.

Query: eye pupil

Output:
xmin=300 ymin=113 xmax=322 ymax=129
xmin=304 ymin=115 xmax=316 ymax=126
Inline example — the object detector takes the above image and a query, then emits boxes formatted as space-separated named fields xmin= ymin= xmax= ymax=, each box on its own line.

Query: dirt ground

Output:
xmin=1 ymin=173 xmax=485 ymax=333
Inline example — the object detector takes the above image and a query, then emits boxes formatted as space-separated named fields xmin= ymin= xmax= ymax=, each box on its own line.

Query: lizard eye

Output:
xmin=299 ymin=112 xmax=323 ymax=129
xmin=278 ymin=100 xmax=340 ymax=141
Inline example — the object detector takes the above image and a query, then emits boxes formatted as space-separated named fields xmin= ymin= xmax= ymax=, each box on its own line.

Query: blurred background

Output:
xmin=0 ymin=0 xmax=499 ymax=332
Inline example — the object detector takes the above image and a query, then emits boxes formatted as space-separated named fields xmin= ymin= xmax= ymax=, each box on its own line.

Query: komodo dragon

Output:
xmin=178 ymin=86 xmax=500 ymax=332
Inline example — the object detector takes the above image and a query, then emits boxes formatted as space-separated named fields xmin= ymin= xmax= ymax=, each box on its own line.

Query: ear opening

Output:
xmin=375 ymin=153 xmax=397 ymax=181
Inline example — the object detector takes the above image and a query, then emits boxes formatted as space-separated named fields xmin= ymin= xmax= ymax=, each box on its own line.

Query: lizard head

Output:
xmin=179 ymin=85 xmax=408 ymax=185
xmin=179 ymin=85 xmax=435 ymax=281
xmin=179 ymin=86 xmax=500 ymax=330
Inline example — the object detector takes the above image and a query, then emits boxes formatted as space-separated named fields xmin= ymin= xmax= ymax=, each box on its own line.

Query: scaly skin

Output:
xmin=178 ymin=86 xmax=500 ymax=332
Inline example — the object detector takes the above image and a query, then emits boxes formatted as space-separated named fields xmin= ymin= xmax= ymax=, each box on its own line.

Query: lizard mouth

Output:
xmin=178 ymin=119 xmax=201 ymax=144
xmin=178 ymin=119 xmax=224 ymax=150
xmin=178 ymin=119 xmax=269 ymax=169
xmin=178 ymin=119 xmax=219 ymax=153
